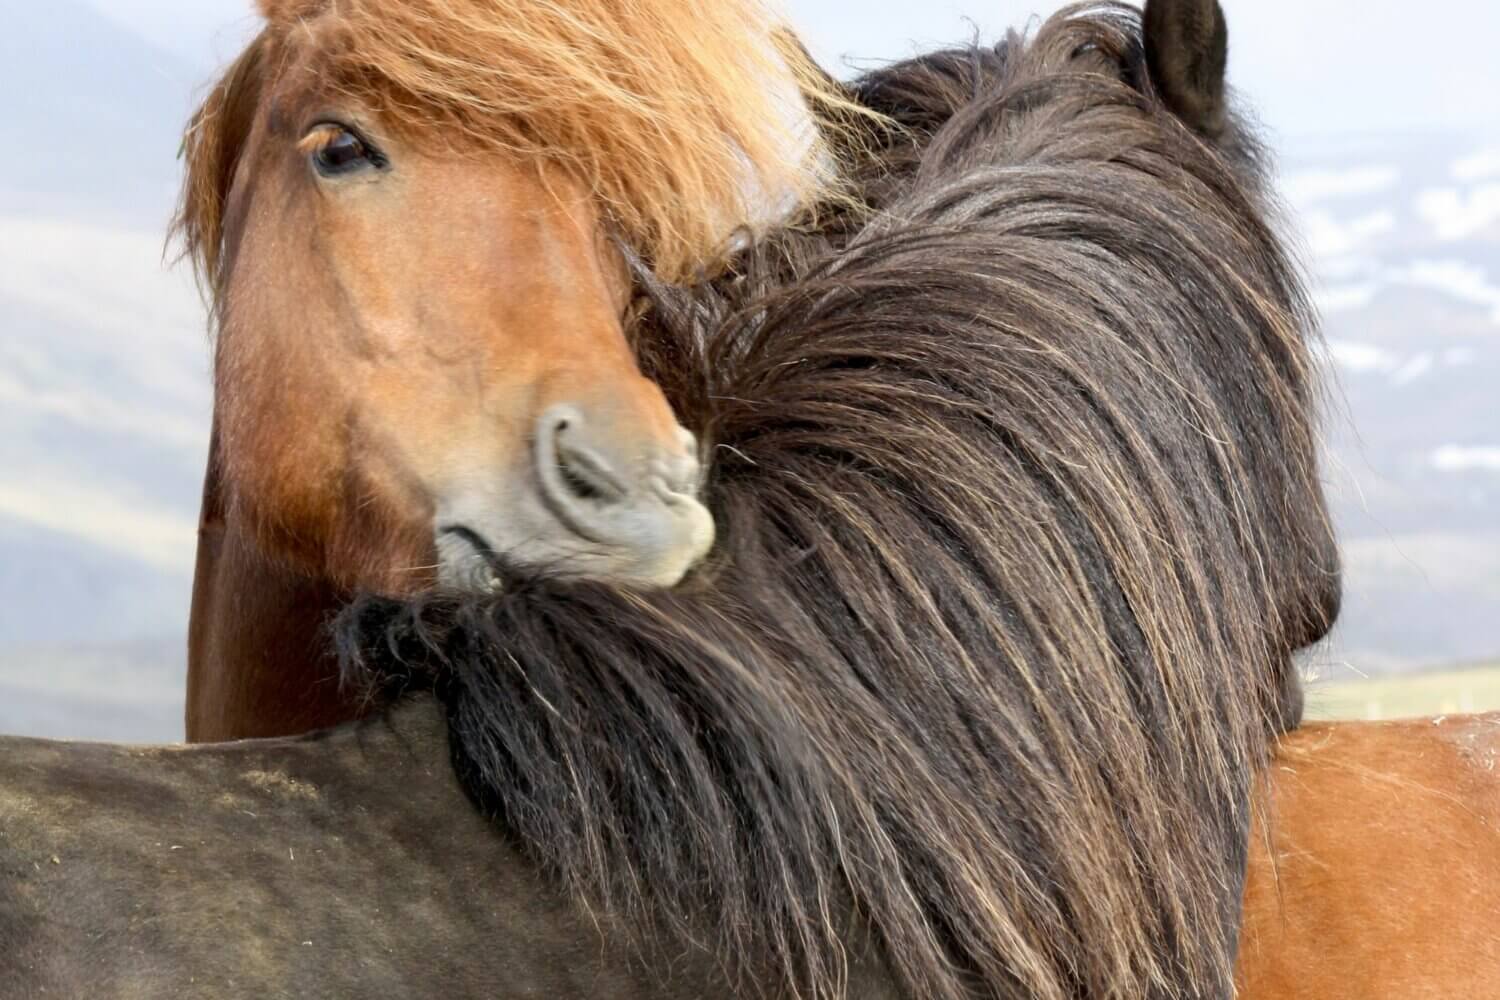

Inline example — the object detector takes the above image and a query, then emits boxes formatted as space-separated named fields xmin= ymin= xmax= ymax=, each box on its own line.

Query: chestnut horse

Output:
xmin=176 ymin=0 xmax=852 ymax=741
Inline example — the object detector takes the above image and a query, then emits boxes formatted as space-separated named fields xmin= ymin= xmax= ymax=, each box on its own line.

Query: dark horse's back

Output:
xmin=0 ymin=700 xmax=898 ymax=999
xmin=3 ymin=702 xmax=1498 ymax=997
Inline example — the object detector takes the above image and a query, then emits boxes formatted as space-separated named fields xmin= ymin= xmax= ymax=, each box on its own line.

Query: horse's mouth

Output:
xmin=435 ymin=525 xmax=507 ymax=594
xmin=432 ymin=470 xmax=715 ymax=593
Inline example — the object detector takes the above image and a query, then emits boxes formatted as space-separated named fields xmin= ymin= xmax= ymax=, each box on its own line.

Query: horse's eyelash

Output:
xmin=296 ymin=128 xmax=338 ymax=156
xmin=298 ymin=125 xmax=387 ymax=166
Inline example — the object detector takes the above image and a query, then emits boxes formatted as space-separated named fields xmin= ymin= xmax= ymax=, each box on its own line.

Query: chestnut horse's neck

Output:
xmin=186 ymin=432 xmax=361 ymax=742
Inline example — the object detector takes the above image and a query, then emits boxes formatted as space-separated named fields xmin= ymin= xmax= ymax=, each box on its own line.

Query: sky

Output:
xmin=82 ymin=0 xmax=1500 ymax=141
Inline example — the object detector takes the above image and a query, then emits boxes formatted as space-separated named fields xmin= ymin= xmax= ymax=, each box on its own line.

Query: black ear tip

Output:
xmin=1143 ymin=0 xmax=1227 ymax=30
xmin=1142 ymin=0 xmax=1229 ymax=70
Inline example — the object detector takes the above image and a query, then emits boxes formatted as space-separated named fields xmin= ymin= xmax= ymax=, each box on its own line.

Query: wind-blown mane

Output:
xmin=344 ymin=5 xmax=1336 ymax=999
xmin=176 ymin=0 xmax=860 ymax=288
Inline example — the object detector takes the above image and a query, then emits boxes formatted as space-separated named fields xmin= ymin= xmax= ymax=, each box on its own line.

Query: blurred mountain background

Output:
xmin=0 ymin=0 xmax=211 ymax=739
xmin=1296 ymin=134 xmax=1500 ymax=678
xmin=0 ymin=0 xmax=1495 ymax=740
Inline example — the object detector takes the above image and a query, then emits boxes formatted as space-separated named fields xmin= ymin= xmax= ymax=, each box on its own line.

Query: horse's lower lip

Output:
xmin=438 ymin=525 xmax=505 ymax=591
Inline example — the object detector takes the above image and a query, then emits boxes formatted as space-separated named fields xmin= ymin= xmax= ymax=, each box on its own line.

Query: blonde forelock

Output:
xmin=181 ymin=0 xmax=873 ymax=287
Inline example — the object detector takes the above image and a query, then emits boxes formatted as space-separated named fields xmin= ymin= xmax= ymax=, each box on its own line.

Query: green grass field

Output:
xmin=1304 ymin=662 xmax=1500 ymax=721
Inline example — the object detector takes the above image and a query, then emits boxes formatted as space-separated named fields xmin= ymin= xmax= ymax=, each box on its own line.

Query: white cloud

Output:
xmin=1396 ymin=259 xmax=1500 ymax=325
xmin=1315 ymin=255 xmax=1381 ymax=282
xmin=0 ymin=216 xmax=211 ymax=409
xmin=1314 ymin=283 xmax=1379 ymax=314
xmin=1453 ymin=147 xmax=1500 ymax=182
xmin=0 ymin=217 xmax=205 ymax=340
xmin=1391 ymin=353 xmax=1434 ymax=385
xmin=0 ymin=474 xmax=197 ymax=574
xmin=0 ymin=216 xmax=208 ymax=578
xmin=1282 ymin=166 xmax=1400 ymax=208
xmin=1301 ymin=210 xmax=1397 ymax=260
xmin=1325 ymin=340 xmax=1399 ymax=374
xmin=1431 ymin=446 xmax=1500 ymax=472
xmin=0 ymin=371 xmax=205 ymax=451
xmin=1415 ymin=184 xmax=1500 ymax=241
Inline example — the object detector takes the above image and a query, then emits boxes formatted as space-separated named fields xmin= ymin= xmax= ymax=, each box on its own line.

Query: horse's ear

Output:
xmin=1141 ymin=0 xmax=1229 ymax=137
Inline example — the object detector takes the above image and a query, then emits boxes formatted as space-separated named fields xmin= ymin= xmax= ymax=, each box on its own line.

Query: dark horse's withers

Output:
xmin=0 ymin=699 xmax=895 ymax=998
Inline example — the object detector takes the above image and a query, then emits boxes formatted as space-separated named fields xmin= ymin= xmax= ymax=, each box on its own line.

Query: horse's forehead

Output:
xmin=254 ymin=25 xmax=366 ymax=134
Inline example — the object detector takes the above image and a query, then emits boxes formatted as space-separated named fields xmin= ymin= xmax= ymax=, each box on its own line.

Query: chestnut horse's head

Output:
xmin=176 ymin=0 xmax=846 ymax=595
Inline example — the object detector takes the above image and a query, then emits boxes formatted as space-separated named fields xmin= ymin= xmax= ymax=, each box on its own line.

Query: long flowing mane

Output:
xmin=344 ymin=5 xmax=1336 ymax=999
xmin=175 ymin=0 xmax=863 ymax=288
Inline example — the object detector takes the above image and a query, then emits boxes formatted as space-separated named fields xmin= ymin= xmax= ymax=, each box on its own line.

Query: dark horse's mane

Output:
xmin=342 ymin=4 xmax=1338 ymax=998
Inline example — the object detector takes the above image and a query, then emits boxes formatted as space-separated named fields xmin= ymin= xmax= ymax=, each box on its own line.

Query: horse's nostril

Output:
xmin=559 ymin=461 xmax=600 ymax=501
xmin=533 ymin=404 xmax=710 ymax=571
xmin=555 ymin=440 xmax=624 ymax=504
xmin=536 ymin=405 xmax=634 ymax=517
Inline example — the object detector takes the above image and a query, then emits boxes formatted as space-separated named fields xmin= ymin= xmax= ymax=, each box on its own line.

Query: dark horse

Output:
xmin=329 ymin=4 xmax=1340 ymax=997
xmin=3 ymin=2 xmax=1345 ymax=997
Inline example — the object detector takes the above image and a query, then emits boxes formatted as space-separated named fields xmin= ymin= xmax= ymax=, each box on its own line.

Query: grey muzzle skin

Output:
xmin=435 ymin=405 xmax=714 ymax=593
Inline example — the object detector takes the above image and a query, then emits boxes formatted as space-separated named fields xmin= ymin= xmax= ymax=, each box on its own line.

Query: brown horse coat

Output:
xmin=1238 ymin=714 xmax=1500 ymax=998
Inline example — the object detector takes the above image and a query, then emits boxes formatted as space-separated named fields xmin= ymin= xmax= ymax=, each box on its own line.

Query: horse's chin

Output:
xmin=434 ymin=526 xmax=508 ymax=594
xmin=432 ymin=504 xmax=715 ymax=596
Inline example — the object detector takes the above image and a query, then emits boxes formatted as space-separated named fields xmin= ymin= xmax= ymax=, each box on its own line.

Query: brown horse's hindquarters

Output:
xmin=1237 ymin=714 xmax=1500 ymax=998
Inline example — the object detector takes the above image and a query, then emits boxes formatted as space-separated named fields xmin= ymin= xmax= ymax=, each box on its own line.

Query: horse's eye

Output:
xmin=309 ymin=127 xmax=380 ymax=177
